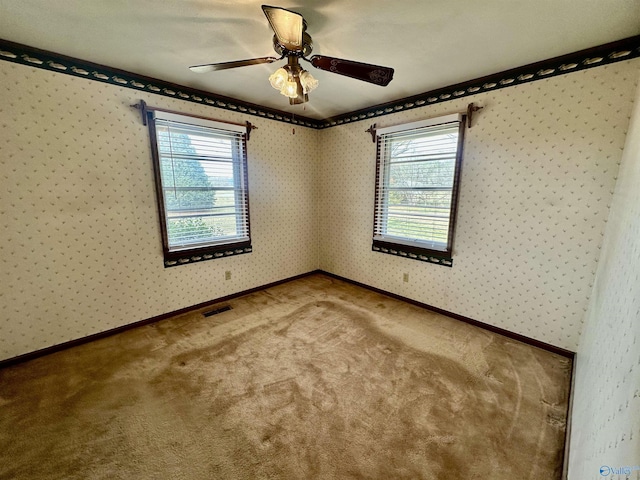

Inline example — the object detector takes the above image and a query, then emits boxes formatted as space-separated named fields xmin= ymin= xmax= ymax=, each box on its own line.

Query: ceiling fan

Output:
xmin=189 ymin=5 xmax=395 ymax=105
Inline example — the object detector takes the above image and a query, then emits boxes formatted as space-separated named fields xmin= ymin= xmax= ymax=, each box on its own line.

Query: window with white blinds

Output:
xmin=373 ymin=113 xmax=464 ymax=260
xmin=148 ymin=110 xmax=250 ymax=264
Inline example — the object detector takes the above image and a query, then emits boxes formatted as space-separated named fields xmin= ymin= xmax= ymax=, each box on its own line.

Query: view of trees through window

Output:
xmin=382 ymin=130 xmax=457 ymax=246
xmin=157 ymin=128 xmax=238 ymax=247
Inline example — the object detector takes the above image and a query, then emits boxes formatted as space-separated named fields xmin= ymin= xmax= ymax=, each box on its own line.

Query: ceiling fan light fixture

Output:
xmin=281 ymin=75 xmax=299 ymax=99
xmin=262 ymin=6 xmax=304 ymax=50
xmin=299 ymin=70 xmax=318 ymax=94
xmin=268 ymin=67 xmax=288 ymax=90
xmin=190 ymin=6 xmax=394 ymax=107
xmin=269 ymin=61 xmax=316 ymax=103
xmin=289 ymin=91 xmax=309 ymax=105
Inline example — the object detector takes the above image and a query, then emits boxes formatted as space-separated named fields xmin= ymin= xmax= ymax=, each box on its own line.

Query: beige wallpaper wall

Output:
xmin=0 ymin=61 xmax=319 ymax=361
xmin=568 ymin=74 xmax=640 ymax=480
xmin=1 ymin=56 xmax=639 ymax=361
xmin=318 ymin=59 xmax=640 ymax=351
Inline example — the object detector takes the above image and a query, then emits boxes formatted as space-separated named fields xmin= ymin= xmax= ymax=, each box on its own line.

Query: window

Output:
xmin=373 ymin=113 xmax=465 ymax=266
xmin=147 ymin=110 xmax=251 ymax=267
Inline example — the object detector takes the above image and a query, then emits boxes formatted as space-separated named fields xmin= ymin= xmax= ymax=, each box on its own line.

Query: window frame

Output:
xmin=372 ymin=113 xmax=466 ymax=264
xmin=146 ymin=109 xmax=251 ymax=266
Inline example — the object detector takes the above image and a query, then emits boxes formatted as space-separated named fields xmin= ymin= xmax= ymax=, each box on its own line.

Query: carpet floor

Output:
xmin=0 ymin=273 xmax=572 ymax=479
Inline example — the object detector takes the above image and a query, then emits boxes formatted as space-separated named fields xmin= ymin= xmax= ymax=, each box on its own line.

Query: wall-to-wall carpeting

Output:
xmin=0 ymin=274 xmax=571 ymax=480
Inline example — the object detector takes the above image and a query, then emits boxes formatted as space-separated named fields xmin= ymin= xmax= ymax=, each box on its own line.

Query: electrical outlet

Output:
xmin=403 ymin=273 xmax=409 ymax=283
xmin=225 ymin=271 xmax=231 ymax=280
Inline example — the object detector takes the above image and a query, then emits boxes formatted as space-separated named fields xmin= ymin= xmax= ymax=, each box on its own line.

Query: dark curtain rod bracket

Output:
xmin=131 ymin=99 xmax=257 ymax=139
xmin=366 ymin=102 xmax=484 ymax=141
xmin=365 ymin=123 xmax=377 ymax=143
xmin=466 ymin=102 xmax=483 ymax=128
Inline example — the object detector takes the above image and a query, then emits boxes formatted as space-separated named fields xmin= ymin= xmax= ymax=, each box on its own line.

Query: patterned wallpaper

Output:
xmin=568 ymin=76 xmax=640 ymax=480
xmin=1 ymin=55 xmax=639 ymax=361
xmin=318 ymin=59 xmax=640 ymax=351
xmin=0 ymin=61 xmax=319 ymax=361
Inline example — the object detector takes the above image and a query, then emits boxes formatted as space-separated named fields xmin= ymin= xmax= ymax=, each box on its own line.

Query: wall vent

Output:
xmin=203 ymin=305 xmax=232 ymax=317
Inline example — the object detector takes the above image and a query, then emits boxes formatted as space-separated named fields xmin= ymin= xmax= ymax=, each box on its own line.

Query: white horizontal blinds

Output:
xmin=154 ymin=113 xmax=249 ymax=251
xmin=374 ymin=117 xmax=461 ymax=252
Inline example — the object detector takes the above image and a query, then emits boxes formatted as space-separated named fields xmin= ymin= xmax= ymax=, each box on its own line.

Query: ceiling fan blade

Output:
xmin=309 ymin=55 xmax=394 ymax=86
xmin=262 ymin=5 xmax=304 ymax=51
xmin=189 ymin=57 xmax=279 ymax=73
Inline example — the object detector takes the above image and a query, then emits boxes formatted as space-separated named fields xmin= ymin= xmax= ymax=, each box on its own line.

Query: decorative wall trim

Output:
xmin=0 ymin=39 xmax=323 ymax=129
xmin=0 ymin=35 xmax=639 ymax=130
xmin=321 ymin=35 xmax=640 ymax=128
xmin=372 ymin=244 xmax=453 ymax=267
xmin=164 ymin=246 xmax=253 ymax=268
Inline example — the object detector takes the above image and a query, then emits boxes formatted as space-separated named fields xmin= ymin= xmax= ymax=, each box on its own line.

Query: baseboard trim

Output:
xmin=0 ymin=269 xmax=322 ymax=369
xmin=318 ymin=270 xmax=576 ymax=359
xmin=0 ymin=268 xmax=575 ymax=368
xmin=561 ymin=356 xmax=576 ymax=479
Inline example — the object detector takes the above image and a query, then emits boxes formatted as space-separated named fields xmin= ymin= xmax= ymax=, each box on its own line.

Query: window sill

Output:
xmin=164 ymin=241 xmax=252 ymax=267
xmin=372 ymin=239 xmax=453 ymax=267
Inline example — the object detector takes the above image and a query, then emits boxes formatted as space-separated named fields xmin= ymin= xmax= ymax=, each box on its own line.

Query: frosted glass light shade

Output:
xmin=299 ymin=70 xmax=318 ymax=94
xmin=269 ymin=68 xmax=288 ymax=90
xmin=269 ymin=64 xmax=316 ymax=102
xmin=282 ymin=78 xmax=299 ymax=98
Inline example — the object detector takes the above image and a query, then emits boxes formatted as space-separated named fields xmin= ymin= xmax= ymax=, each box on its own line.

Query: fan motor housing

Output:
xmin=273 ymin=33 xmax=313 ymax=57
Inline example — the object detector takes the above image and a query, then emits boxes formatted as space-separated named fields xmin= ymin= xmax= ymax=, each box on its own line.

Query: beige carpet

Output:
xmin=0 ymin=273 xmax=571 ymax=479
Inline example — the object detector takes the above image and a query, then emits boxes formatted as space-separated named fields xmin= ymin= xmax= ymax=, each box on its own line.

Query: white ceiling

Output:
xmin=0 ymin=0 xmax=638 ymax=120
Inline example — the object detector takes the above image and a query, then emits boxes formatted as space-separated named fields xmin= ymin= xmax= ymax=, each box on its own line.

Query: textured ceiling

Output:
xmin=0 ymin=0 xmax=638 ymax=120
